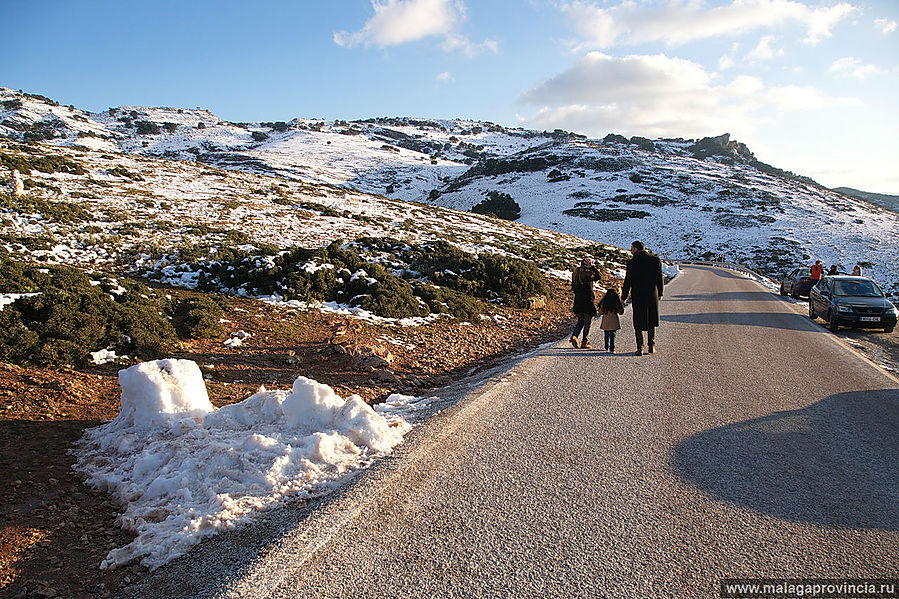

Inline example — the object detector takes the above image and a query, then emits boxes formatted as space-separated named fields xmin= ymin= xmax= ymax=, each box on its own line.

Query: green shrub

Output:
xmin=135 ymin=120 xmax=161 ymax=135
xmin=0 ymin=259 xmax=179 ymax=366
xmin=23 ymin=122 xmax=60 ymax=142
xmin=251 ymin=131 xmax=269 ymax=142
xmin=107 ymin=165 xmax=145 ymax=181
xmin=471 ymin=191 xmax=521 ymax=221
xmin=173 ymin=295 xmax=224 ymax=338
xmin=403 ymin=240 xmax=546 ymax=307
xmin=0 ymin=191 xmax=91 ymax=223
xmin=162 ymin=122 xmax=178 ymax=133
xmin=353 ymin=277 xmax=428 ymax=319
xmin=0 ymin=148 xmax=86 ymax=175
xmin=144 ymin=237 xmax=549 ymax=320
xmin=413 ymin=283 xmax=483 ymax=319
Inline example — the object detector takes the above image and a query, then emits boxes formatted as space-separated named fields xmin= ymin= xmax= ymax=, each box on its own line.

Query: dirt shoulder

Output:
xmin=0 ymin=274 xmax=614 ymax=599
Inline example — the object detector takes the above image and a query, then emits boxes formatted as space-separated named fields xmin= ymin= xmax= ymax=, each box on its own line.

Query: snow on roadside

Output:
xmin=662 ymin=263 xmax=680 ymax=279
xmin=262 ymin=296 xmax=447 ymax=327
xmin=72 ymin=359 xmax=420 ymax=570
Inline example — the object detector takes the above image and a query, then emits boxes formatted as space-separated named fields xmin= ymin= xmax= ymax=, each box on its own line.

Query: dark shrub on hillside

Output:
xmin=563 ymin=207 xmax=651 ymax=221
xmin=251 ymin=131 xmax=269 ymax=142
xmin=173 ymin=295 xmax=224 ymax=338
xmin=197 ymin=122 xmax=206 ymax=129
xmin=471 ymin=191 xmax=520 ymax=221
xmin=603 ymin=133 xmax=629 ymax=145
xmin=405 ymin=241 xmax=546 ymax=307
xmin=2 ymin=99 xmax=23 ymax=110
xmin=0 ymin=148 xmax=85 ymax=175
xmin=147 ymin=236 xmax=549 ymax=319
xmin=630 ymin=136 xmax=656 ymax=152
xmin=135 ymin=121 xmax=161 ymax=135
xmin=0 ymin=260 xmax=178 ymax=366
xmin=107 ymin=166 xmax=145 ymax=181
xmin=0 ymin=191 xmax=91 ymax=223
xmin=352 ymin=276 xmax=428 ymax=319
xmin=412 ymin=284 xmax=483 ymax=320
xmin=163 ymin=122 xmax=178 ymax=133
xmin=23 ymin=121 xmax=62 ymax=142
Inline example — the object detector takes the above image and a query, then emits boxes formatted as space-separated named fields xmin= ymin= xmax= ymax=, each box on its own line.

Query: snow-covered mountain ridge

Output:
xmin=2 ymin=87 xmax=898 ymax=296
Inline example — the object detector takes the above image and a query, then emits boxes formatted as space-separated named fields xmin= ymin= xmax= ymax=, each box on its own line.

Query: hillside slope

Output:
xmin=2 ymin=87 xmax=898 ymax=296
xmin=834 ymin=187 xmax=899 ymax=214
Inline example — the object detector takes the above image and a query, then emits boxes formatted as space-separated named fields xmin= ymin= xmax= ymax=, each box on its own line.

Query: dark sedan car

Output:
xmin=780 ymin=267 xmax=816 ymax=298
xmin=809 ymin=276 xmax=898 ymax=333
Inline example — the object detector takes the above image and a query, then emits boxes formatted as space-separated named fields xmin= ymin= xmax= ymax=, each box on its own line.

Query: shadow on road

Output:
xmin=666 ymin=291 xmax=782 ymax=303
xmin=661 ymin=311 xmax=819 ymax=332
xmin=672 ymin=389 xmax=899 ymax=530
xmin=544 ymin=348 xmax=636 ymax=358
xmin=688 ymin=267 xmax=747 ymax=280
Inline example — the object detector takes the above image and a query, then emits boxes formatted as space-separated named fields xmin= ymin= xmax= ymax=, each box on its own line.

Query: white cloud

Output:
xmin=519 ymin=52 xmax=861 ymax=138
xmin=747 ymin=35 xmax=784 ymax=61
xmin=874 ymin=18 xmax=898 ymax=34
xmin=718 ymin=42 xmax=740 ymax=70
xmin=441 ymin=34 xmax=499 ymax=56
xmin=436 ymin=71 xmax=454 ymax=82
xmin=829 ymin=56 xmax=884 ymax=79
xmin=333 ymin=0 xmax=496 ymax=55
xmin=561 ymin=0 xmax=857 ymax=50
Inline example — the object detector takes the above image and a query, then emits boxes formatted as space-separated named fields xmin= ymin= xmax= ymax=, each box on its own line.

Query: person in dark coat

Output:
xmin=570 ymin=256 xmax=601 ymax=349
xmin=621 ymin=240 xmax=663 ymax=355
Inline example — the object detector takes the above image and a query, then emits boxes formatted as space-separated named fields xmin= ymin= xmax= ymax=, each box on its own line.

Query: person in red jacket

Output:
xmin=810 ymin=260 xmax=823 ymax=283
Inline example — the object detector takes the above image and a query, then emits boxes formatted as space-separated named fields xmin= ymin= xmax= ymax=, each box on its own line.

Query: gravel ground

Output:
xmin=127 ymin=265 xmax=899 ymax=598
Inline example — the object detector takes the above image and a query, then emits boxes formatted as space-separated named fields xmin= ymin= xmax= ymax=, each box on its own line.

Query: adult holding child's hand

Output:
xmin=570 ymin=256 xmax=601 ymax=349
xmin=621 ymin=241 xmax=664 ymax=356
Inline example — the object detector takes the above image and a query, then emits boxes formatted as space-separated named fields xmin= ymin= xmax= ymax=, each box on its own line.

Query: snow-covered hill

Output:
xmin=3 ymin=87 xmax=898 ymax=296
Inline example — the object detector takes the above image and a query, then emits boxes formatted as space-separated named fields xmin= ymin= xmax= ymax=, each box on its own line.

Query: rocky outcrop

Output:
xmin=629 ymin=136 xmax=656 ymax=152
xmin=688 ymin=133 xmax=755 ymax=161
xmin=9 ymin=169 xmax=24 ymax=196
xmin=603 ymin=133 xmax=630 ymax=145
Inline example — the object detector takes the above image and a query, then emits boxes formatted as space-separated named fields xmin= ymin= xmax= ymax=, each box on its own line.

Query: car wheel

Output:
xmin=780 ymin=283 xmax=786 ymax=296
xmin=808 ymin=302 xmax=816 ymax=320
xmin=828 ymin=310 xmax=839 ymax=332
xmin=886 ymin=325 xmax=896 ymax=334
xmin=791 ymin=287 xmax=800 ymax=299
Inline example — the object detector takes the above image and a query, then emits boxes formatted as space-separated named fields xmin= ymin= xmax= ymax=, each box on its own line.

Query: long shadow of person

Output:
xmin=671 ymin=389 xmax=899 ymax=530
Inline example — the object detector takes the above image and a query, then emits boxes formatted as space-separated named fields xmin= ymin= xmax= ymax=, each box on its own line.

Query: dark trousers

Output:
xmin=573 ymin=313 xmax=592 ymax=341
xmin=604 ymin=330 xmax=616 ymax=351
xmin=635 ymin=328 xmax=655 ymax=348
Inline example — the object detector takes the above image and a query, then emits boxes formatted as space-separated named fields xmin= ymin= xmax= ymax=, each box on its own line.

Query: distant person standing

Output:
xmin=598 ymin=288 xmax=624 ymax=353
xmin=810 ymin=260 xmax=824 ymax=284
xmin=828 ymin=264 xmax=839 ymax=276
xmin=621 ymin=241 xmax=664 ymax=356
xmin=852 ymin=263 xmax=863 ymax=276
xmin=570 ymin=256 xmax=601 ymax=349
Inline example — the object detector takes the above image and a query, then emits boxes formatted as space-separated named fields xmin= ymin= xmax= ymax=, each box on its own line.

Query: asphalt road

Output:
xmin=132 ymin=265 xmax=899 ymax=598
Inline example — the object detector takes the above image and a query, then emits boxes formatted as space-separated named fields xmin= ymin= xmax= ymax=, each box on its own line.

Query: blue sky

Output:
xmin=2 ymin=0 xmax=898 ymax=193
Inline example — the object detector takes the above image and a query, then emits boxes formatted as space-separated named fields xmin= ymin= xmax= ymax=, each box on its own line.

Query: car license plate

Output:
xmin=860 ymin=316 xmax=880 ymax=322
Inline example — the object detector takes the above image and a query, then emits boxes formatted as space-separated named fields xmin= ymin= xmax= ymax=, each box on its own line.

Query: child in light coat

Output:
xmin=598 ymin=288 xmax=625 ymax=353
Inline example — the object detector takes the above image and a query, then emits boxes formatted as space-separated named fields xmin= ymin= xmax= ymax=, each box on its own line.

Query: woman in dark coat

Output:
xmin=621 ymin=240 xmax=663 ymax=355
xmin=570 ymin=256 xmax=601 ymax=349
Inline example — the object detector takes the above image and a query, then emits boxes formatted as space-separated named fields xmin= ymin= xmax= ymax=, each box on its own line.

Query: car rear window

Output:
xmin=798 ymin=268 xmax=811 ymax=277
xmin=834 ymin=280 xmax=882 ymax=297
